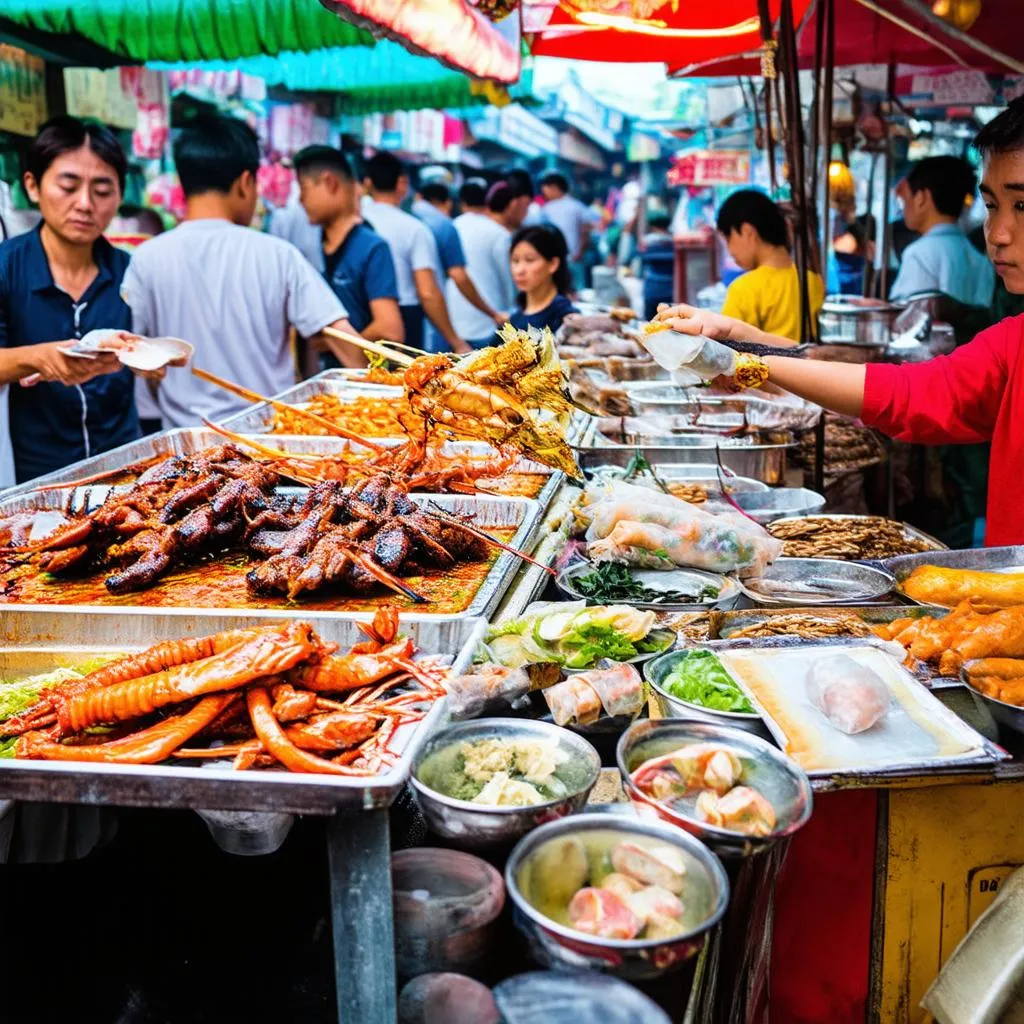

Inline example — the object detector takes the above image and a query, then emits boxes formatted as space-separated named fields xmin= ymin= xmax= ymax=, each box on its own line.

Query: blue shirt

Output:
xmin=509 ymin=293 xmax=578 ymax=335
xmin=322 ymin=221 xmax=398 ymax=334
xmin=413 ymin=201 xmax=466 ymax=277
xmin=640 ymin=233 xmax=675 ymax=302
xmin=890 ymin=222 xmax=995 ymax=307
xmin=0 ymin=226 xmax=138 ymax=483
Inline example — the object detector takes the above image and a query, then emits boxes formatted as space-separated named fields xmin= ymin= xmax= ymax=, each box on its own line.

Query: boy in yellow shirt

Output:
xmin=717 ymin=189 xmax=825 ymax=342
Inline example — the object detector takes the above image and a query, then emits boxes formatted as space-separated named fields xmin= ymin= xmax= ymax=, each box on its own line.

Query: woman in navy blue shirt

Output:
xmin=0 ymin=117 xmax=139 ymax=483
xmin=508 ymin=225 xmax=578 ymax=336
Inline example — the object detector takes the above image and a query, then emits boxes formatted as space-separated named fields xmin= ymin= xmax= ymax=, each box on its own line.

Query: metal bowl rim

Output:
xmin=960 ymin=672 xmax=1024 ymax=715
xmin=503 ymin=811 xmax=730 ymax=951
xmin=615 ymin=719 xmax=814 ymax=842
xmin=555 ymin=562 xmax=739 ymax=612
xmin=643 ymin=650 xmax=762 ymax=722
xmin=410 ymin=717 xmax=602 ymax=816
xmin=737 ymin=557 xmax=895 ymax=606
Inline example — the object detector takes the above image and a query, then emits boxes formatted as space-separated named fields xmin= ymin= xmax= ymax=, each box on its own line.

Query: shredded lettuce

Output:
xmin=0 ymin=668 xmax=83 ymax=722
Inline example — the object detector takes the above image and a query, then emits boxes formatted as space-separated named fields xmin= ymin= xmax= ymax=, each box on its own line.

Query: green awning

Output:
xmin=153 ymin=42 xmax=534 ymax=114
xmin=0 ymin=0 xmax=373 ymax=64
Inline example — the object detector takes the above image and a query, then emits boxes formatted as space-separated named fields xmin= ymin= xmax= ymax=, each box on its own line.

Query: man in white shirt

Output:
xmin=121 ymin=115 xmax=362 ymax=428
xmin=362 ymin=152 xmax=467 ymax=353
xmin=890 ymin=156 xmax=995 ymax=308
xmin=539 ymin=171 xmax=591 ymax=293
xmin=448 ymin=179 xmax=517 ymax=348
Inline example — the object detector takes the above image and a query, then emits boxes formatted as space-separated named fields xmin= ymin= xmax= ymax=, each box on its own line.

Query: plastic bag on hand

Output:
xmin=641 ymin=328 xmax=738 ymax=380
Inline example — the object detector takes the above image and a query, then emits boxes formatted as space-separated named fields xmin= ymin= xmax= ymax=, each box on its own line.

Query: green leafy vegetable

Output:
xmin=573 ymin=562 xmax=719 ymax=605
xmin=0 ymin=668 xmax=83 ymax=722
xmin=661 ymin=651 xmax=755 ymax=713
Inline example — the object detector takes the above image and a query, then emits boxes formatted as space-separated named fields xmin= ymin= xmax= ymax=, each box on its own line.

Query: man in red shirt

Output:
xmin=657 ymin=98 xmax=1024 ymax=547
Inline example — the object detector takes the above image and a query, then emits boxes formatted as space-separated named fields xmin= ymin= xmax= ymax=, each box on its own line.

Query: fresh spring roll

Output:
xmin=571 ymin=662 xmax=645 ymax=719
xmin=544 ymin=676 xmax=602 ymax=727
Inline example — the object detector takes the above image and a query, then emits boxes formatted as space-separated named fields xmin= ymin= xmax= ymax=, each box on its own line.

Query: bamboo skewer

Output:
xmin=190 ymin=366 xmax=386 ymax=453
xmin=322 ymin=327 xmax=416 ymax=367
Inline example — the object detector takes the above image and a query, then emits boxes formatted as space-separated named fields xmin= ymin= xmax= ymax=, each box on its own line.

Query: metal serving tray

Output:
xmin=577 ymin=440 xmax=795 ymax=486
xmin=882 ymin=545 xmax=1024 ymax=582
xmin=0 ymin=608 xmax=486 ymax=814
xmin=0 ymin=486 xmax=542 ymax=620
xmin=220 ymin=377 xmax=404 ymax=433
xmin=701 ymin=636 xmax=1007 ymax=781
xmin=769 ymin=514 xmax=948 ymax=558
xmin=4 ymin=427 xmax=562 ymax=512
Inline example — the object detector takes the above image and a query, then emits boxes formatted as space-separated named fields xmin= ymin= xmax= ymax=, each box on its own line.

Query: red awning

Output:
xmin=528 ymin=0 xmax=813 ymax=65
xmin=318 ymin=0 xmax=521 ymax=82
xmin=670 ymin=0 xmax=1024 ymax=76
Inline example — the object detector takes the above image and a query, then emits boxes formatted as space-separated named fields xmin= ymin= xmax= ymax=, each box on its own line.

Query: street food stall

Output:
xmin=2 ymin=319 xmax=1023 ymax=1023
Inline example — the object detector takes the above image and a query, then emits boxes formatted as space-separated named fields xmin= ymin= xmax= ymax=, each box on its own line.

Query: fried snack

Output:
xmin=727 ymin=611 xmax=873 ymax=640
xmin=666 ymin=482 xmax=709 ymax=505
xmin=733 ymin=353 xmax=769 ymax=390
xmin=641 ymin=321 xmax=670 ymax=336
xmin=880 ymin=601 xmax=1024 ymax=677
xmin=901 ymin=565 xmax=1024 ymax=610
xmin=272 ymin=393 xmax=410 ymax=437
xmin=768 ymin=516 xmax=933 ymax=560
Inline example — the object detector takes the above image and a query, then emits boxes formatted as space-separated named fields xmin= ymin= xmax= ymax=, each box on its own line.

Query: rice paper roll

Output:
xmin=571 ymin=663 xmax=644 ymax=719
xmin=544 ymin=677 xmax=602 ymax=727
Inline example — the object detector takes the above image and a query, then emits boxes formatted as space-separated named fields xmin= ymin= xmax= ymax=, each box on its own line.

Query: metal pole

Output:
xmin=327 ymin=810 xmax=396 ymax=1024
xmin=863 ymin=151 xmax=878 ymax=297
xmin=879 ymin=61 xmax=896 ymax=298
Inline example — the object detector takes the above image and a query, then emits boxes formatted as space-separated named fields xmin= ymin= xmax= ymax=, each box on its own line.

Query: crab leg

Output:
xmin=192 ymin=366 xmax=386 ymax=452
xmin=17 ymin=693 xmax=240 ymax=764
xmin=424 ymin=502 xmax=556 ymax=576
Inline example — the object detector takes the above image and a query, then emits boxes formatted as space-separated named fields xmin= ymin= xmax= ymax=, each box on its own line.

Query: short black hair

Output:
xmin=906 ymin=156 xmax=977 ymax=218
xmin=460 ymin=178 xmax=487 ymax=207
xmin=716 ymin=189 xmax=788 ymax=248
xmin=647 ymin=210 xmax=671 ymax=231
xmin=173 ymin=114 xmax=259 ymax=197
xmin=510 ymin=225 xmax=572 ymax=299
xmin=487 ymin=181 xmax=516 ymax=214
xmin=505 ymin=168 xmax=534 ymax=199
xmin=540 ymin=171 xmax=570 ymax=194
xmin=24 ymin=115 xmax=127 ymax=194
xmin=118 ymin=203 xmax=165 ymax=236
xmin=974 ymin=96 xmax=1024 ymax=156
xmin=293 ymin=145 xmax=353 ymax=181
xmin=365 ymin=151 xmax=405 ymax=193
xmin=420 ymin=182 xmax=450 ymax=204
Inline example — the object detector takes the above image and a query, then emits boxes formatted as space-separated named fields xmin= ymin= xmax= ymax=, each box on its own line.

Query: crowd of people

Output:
xmin=0 ymin=113 xmax=589 ymax=486
xmin=1 ymin=98 xmax=1020 ymax=513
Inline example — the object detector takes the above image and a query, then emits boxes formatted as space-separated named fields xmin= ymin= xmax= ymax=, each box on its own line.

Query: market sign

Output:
xmin=668 ymin=149 xmax=750 ymax=187
xmin=64 ymin=69 xmax=138 ymax=130
xmin=0 ymin=45 xmax=46 ymax=138
xmin=896 ymin=68 xmax=995 ymax=107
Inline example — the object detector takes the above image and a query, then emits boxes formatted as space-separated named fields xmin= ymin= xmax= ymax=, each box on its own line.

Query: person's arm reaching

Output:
xmin=414 ymin=268 xmax=469 ymax=353
xmin=658 ymin=302 xmax=798 ymax=349
xmin=448 ymin=266 xmax=503 ymax=326
xmin=661 ymin=301 xmax=1008 ymax=446
xmin=0 ymin=343 xmax=123 ymax=387
xmin=362 ymin=298 xmax=404 ymax=344
xmin=361 ymin=241 xmax=404 ymax=344
xmin=314 ymin=318 xmax=367 ymax=368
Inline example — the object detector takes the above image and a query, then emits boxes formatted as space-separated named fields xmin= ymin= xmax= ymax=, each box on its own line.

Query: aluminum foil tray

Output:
xmin=220 ymin=377 xmax=403 ymax=433
xmin=4 ymin=427 xmax=562 ymax=512
xmin=0 ymin=609 xmax=485 ymax=814
xmin=0 ymin=487 xmax=542 ymax=620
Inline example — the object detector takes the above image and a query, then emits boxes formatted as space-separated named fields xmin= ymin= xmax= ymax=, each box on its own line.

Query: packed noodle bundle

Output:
xmin=583 ymin=481 xmax=781 ymax=575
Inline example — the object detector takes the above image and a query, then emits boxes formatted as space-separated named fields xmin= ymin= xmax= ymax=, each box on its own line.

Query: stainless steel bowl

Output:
xmin=643 ymin=649 xmax=770 ymax=740
xmin=962 ymin=673 xmax=1024 ymax=739
xmin=505 ymin=812 xmax=729 ymax=980
xmin=556 ymin=561 xmax=740 ymax=613
xmin=410 ymin=718 xmax=601 ymax=849
xmin=737 ymin=557 xmax=896 ymax=607
xmin=617 ymin=719 xmax=813 ymax=858
xmin=818 ymin=296 xmax=904 ymax=347
xmin=730 ymin=487 xmax=826 ymax=524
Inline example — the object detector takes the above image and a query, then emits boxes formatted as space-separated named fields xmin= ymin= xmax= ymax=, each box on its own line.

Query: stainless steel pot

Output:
xmin=817 ymin=296 xmax=905 ymax=347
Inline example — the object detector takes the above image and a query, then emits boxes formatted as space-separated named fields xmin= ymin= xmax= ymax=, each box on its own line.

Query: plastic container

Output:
xmin=392 ymin=848 xmax=505 ymax=980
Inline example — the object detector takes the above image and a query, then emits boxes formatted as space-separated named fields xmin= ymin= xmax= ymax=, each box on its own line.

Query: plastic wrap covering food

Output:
xmin=806 ymin=654 xmax=890 ymax=735
xmin=581 ymin=481 xmax=782 ymax=575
